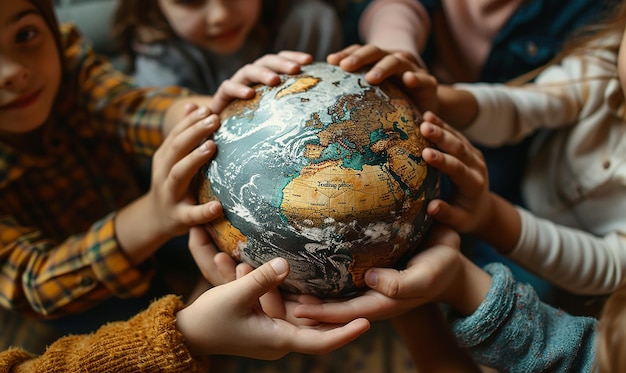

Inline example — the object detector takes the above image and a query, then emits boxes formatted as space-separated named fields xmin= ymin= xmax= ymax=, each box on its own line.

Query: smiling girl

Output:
xmin=112 ymin=0 xmax=343 ymax=94
xmin=0 ymin=0 xmax=314 ymax=352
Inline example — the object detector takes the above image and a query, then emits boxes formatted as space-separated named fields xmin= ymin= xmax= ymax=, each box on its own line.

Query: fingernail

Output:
xmin=365 ymin=271 xmax=378 ymax=287
xmin=212 ymin=200 xmax=222 ymax=212
xmin=270 ymin=258 xmax=288 ymax=275
xmin=203 ymin=115 xmax=216 ymax=127
xmin=196 ymin=106 xmax=210 ymax=117
xmin=198 ymin=140 xmax=212 ymax=153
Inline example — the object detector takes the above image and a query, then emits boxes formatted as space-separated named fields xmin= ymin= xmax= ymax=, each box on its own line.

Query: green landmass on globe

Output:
xmin=198 ymin=62 xmax=440 ymax=298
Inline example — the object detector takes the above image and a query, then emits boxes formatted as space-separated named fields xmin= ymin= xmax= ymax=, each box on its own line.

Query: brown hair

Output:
xmin=596 ymin=281 xmax=626 ymax=372
xmin=111 ymin=0 xmax=289 ymax=73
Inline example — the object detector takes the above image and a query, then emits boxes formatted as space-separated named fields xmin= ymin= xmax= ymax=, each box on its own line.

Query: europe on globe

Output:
xmin=198 ymin=62 xmax=440 ymax=298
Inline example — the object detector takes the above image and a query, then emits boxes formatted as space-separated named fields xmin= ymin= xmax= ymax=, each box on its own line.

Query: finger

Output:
xmin=420 ymin=121 xmax=483 ymax=172
xmin=214 ymin=251 xmax=238 ymax=282
xmin=178 ymin=200 xmax=223 ymax=227
xmin=167 ymin=137 xmax=217 ymax=198
xmin=183 ymin=102 xmax=199 ymax=115
xmin=426 ymin=199 xmax=472 ymax=230
xmin=236 ymin=261 xmax=254 ymax=279
xmin=422 ymin=147 xmax=485 ymax=199
xmin=161 ymin=114 xmax=219 ymax=179
xmin=210 ymin=82 xmax=256 ymax=113
xmin=366 ymin=244 xmax=459 ymax=299
xmin=188 ymin=226 xmax=224 ymax=285
xmin=232 ymin=258 xmax=290 ymax=303
xmin=276 ymin=50 xmax=314 ymax=65
xmin=326 ymin=44 xmax=362 ymax=65
xmin=285 ymin=318 xmax=370 ymax=355
xmin=294 ymin=291 xmax=394 ymax=323
xmin=338 ymin=45 xmax=388 ymax=72
xmin=423 ymin=224 xmax=461 ymax=249
xmin=166 ymin=106 xmax=214 ymax=141
xmin=364 ymin=55 xmax=419 ymax=85
xmin=251 ymin=55 xmax=303 ymax=75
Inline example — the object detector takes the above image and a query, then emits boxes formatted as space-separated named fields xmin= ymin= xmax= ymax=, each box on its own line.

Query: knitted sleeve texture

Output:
xmin=0 ymin=295 xmax=199 ymax=373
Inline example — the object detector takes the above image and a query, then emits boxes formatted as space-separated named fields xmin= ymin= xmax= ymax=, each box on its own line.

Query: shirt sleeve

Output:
xmin=455 ymin=48 xmax=615 ymax=147
xmin=358 ymin=0 xmax=430 ymax=65
xmin=62 ymin=24 xmax=190 ymax=157
xmin=0 ymin=295 xmax=199 ymax=373
xmin=0 ymin=214 xmax=154 ymax=318
xmin=450 ymin=263 xmax=597 ymax=372
xmin=508 ymin=207 xmax=626 ymax=295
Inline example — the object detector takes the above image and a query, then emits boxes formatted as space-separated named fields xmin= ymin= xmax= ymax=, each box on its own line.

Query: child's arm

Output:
xmin=0 ymin=259 xmax=370 ymax=373
xmin=357 ymin=0 xmax=429 ymax=64
xmin=419 ymin=112 xmax=522 ymax=252
xmin=294 ymin=225 xmax=598 ymax=372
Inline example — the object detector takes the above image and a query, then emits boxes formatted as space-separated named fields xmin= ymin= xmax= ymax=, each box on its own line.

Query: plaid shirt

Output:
xmin=0 ymin=24 xmax=190 ymax=318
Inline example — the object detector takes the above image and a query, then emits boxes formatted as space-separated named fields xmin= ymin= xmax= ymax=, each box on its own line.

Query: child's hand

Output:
xmin=327 ymin=44 xmax=438 ymax=113
xmin=147 ymin=105 xmax=223 ymax=238
xmin=420 ymin=112 xmax=494 ymax=235
xmin=292 ymin=225 xmax=465 ymax=322
xmin=188 ymin=225 xmax=237 ymax=286
xmin=211 ymin=51 xmax=313 ymax=113
xmin=176 ymin=257 xmax=370 ymax=359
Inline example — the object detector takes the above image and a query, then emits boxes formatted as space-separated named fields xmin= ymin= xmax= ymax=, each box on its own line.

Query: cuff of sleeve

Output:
xmin=449 ymin=263 xmax=516 ymax=348
xmin=452 ymin=83 xmax=518 ymax=147
xmin=86 ymin=213 xmax=154 ymax=297
xmin=60 ymin=295 xmax=198 ymax=373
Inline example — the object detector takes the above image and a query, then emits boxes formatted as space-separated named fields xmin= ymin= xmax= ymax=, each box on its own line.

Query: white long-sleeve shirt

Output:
xmin=456 ymin=35 xmax=626 ymax=295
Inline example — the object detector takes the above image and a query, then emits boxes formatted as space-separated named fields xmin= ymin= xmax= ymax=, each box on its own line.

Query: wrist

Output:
xmin=116 ymin=194 xmax=171 ymax=265
xmin=475 ymin=193 xmax=521 ymax=254
xmin=440 ymin=256 xmax=491 ymax=316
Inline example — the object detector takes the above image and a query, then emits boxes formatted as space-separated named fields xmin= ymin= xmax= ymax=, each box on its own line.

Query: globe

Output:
xmin=197 ymin=62 xmax=440 ymax=298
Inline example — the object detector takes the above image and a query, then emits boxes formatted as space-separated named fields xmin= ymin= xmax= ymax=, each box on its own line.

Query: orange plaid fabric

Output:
xmin=0 ymin=25 xmax=190 ymax=318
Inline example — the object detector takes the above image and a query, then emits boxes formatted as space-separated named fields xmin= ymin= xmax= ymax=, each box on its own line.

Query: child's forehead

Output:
xmin=2 ymin=0 xmax=44 ymax=24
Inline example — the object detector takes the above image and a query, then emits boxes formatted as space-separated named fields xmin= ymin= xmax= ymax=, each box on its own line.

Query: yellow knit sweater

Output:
xmin=0 ymin=295 xmax=199 ymax=373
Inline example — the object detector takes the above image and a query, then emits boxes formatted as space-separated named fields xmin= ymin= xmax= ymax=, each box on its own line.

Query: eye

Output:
xmin=15 ymin=27 xmax=39 ymax=44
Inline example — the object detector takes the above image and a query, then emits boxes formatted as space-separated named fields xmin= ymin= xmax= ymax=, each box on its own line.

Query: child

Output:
xmin=329 ymin=0 xmax=618 ymax=306
xmin=111 ymin=0 xmax=343 ymax=94
xmin=0 ymin=0 xmax=312 ymax=351
xmin=0 ymin=257 xmax=371 ymax=372
xmin=324 ymin=0 xmax=626 ymax=300
xmin=293 ymin=110 xmax=626 ymax=371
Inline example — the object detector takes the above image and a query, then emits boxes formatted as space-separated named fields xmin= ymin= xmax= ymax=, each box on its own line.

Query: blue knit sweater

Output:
xmin=450 ymin=263 xmax=597 ymax=372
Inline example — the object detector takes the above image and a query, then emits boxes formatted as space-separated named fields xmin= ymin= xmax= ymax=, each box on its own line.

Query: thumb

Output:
xmin=236 ymin=258 xmax=290 ymax=301
xmin=364 ymin=267 xmax=405 ymax=297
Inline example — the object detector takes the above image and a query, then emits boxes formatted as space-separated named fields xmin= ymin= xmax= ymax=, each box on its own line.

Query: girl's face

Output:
xmin=0 ymin=0 xmax=61 ymax=134
xmin=157 ymin=0 xmax=262 ymax=55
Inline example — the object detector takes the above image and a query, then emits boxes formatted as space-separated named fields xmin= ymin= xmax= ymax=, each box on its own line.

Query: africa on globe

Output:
xmin=198 ymin=62 xmax=440 ymax=298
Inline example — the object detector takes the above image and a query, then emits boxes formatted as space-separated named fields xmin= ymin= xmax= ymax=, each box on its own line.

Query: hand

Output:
xmin=188 ymin=225 xmax=237 ymax=286
xmin=189 ymin=228 xmax=334 ymax=327
xmin=176 ymin=257 xmax=371 ymax=359
xmin=293 ymin=225 xmax=469 ymax=323
xmin=420 ymin=112 xmax=494 ymax=235
xmin=327 ymin=44 xmax=438 ymax=113
xmin=147 ymin=104 xmax=223 ymax=238
xmin=211 ymin=51 xmax=314 ymax=113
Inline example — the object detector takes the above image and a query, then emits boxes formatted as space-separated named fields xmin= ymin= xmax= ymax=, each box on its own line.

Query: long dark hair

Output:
xmin=28 ymin=0 xmax=63 ymax=59
xmin=111 ymin=0 xmax=289 ymax=73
